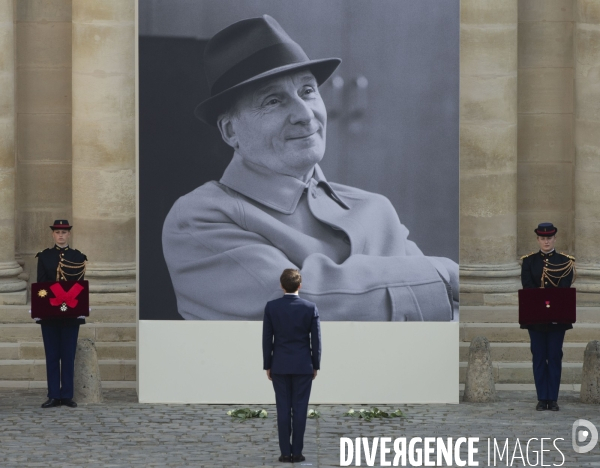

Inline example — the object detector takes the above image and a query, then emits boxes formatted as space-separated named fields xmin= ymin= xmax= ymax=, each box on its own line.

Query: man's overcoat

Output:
xmin=163 ymin=154 xmax=457 ymax=321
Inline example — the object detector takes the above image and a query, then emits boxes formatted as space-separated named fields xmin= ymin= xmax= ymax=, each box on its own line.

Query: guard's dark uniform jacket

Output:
xmin=36 ymin=245 xmax=87 ymax=326
xmin=520 ymin=249 xmax=575 ymax=331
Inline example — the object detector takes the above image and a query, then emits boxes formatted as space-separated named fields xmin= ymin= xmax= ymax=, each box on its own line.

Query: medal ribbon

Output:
xmin=49 ymin=283 xmax=84 ymax=308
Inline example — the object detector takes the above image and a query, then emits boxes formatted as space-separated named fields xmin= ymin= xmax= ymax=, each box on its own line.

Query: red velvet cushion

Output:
xmin=518 ymin=288 xmax=576 ymax=325
xmin=31 ymin=281 xmax=89 ymax=319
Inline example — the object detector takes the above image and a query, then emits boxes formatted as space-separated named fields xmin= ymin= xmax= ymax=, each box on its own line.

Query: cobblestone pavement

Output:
xmin=0 ymin=389 xmax=599 ymax=467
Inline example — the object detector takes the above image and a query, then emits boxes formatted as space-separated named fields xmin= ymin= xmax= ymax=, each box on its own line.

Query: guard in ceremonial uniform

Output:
xmin=35 ymin=220 xmax=87 ymax=408
xmin=520 ymin=223 xmax=575 ymax=411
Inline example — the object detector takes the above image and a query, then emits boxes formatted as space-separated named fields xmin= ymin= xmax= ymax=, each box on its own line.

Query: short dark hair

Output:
xmin=280 ymin=269 xmax=301 ymax=293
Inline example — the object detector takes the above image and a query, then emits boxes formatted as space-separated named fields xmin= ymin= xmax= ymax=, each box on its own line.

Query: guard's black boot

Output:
xmin=41 ymin=398 xmax=61 ymax=408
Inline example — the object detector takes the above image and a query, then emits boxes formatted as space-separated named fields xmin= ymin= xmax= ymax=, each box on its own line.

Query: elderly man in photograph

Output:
xmin=263 ymin=269 xmax=320 ymax=463
xmin=520 ymin=223 xmax=575 ymax=412
xmin=162 ymin=15 xmax=458 ymax=321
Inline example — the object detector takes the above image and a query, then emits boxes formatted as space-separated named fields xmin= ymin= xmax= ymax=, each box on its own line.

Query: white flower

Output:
xmin=308 ymin=409 xmax=315 ymax=415
xmin=260 ymin=409 xmax=268 ymax=417
xmin=359 ymin=409 xmax=365 ymax=413
xmin=348 ymin=409 xmax=355 ymax=414
xmin=227 ymin=410 xmax=232 ymax=416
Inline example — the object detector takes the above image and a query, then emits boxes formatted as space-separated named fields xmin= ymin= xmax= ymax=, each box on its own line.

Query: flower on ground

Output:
xmin=348 ymin=409 xmax=355 ymax=414
xmin=260 ymin=409 xmax=268 ymax=417
xmin=227 ymin=410 xmax=232 ymax=416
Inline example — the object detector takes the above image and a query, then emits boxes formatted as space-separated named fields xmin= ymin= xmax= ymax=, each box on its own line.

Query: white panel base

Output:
xmin=138 ymin=321 xmax=459 ymax=404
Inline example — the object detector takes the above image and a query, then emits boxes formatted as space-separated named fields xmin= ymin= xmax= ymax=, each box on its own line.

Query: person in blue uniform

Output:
xmin=263 ymin=269 xmax=321 ymax=463
xmin=35 ymin=220 xmax=87 ymax=408
xmin=520 ymin=222 xmax=575 ymax=411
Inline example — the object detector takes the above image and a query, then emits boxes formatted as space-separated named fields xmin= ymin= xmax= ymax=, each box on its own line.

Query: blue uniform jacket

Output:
xmin=520 ymin=249 xmax=574 ymax=331
xmin=35 ymin=245 xmax=87 ymax=326
xmin=262 ymin=295 xmax=321 ymax=374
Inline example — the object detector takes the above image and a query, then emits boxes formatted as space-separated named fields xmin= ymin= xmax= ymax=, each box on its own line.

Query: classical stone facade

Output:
xmin=461 ymin=0 xmax=600 ymax=305
xmin=459 ymin=0 xmax=600 ymax=389
xmin=4 ymin=0 xmax=599 ymax=308
xmin=0 ymin=0 xmax=135 ymax=305
xmin=0 ymin=0 xmax=135 ymax=389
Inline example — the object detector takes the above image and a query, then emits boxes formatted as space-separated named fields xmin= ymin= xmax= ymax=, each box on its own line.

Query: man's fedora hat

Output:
xmin=194 ymin=15 xmax=341 ymax=126
xmin=50 ymin=220 xmax=72 ymax=231
xmin=534 ymin=222 xmax=557 ymax=237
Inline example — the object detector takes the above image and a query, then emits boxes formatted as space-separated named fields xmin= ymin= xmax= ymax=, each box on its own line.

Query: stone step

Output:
xmin=0 ymin=306 xmax=136 ymax=324
xmin=459 ymin=361 xmax=582 ymax=385
xmin=460 ymin=323 xmax=600 ymax=343
xmin=459 ymin=341 xmax=587 ymax=362
xmin=462 ymin=293 xmax=600 ymax=307
xmin=0 ymin=380 xmax=136 ymax=389
xmin=0 ymin=359 xmax=136 ymax=381
xmin=0 ymin=343 xmax=19 ymax=359
xmin=0 ymin=342 xmax=136 ymax=360
xmin=460 ymin=306 xmax=600 ymax=323
xmin=0 ymin=323 xmax=136 ymax=343
xmin=459 ymin=383 xmax=582 ymax=392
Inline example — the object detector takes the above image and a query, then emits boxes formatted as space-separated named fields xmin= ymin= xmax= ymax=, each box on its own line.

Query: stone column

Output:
xmin=574 ymin=1 xmax=600 ymax=294
xmin=0 ymin=0 xmax=26 ymax=304
xmin=517 ymin=0 xmax=574 ymax=256
xmin=72 ymin=0 xmax=135 ymax=304
xmin=460 ymin=0 xmax=521 ymax=304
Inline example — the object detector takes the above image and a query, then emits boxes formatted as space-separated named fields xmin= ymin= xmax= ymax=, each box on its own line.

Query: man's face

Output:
xmin=221 ymin=70 xmax=327 ymax=178
xmin=52 ymin=229 xmax=70 ymax=247
xmin=537 ymin=235 xmax=556 ymax=253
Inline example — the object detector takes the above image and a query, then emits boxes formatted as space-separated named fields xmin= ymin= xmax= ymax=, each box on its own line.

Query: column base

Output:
xmin=460 ymin=263 xmax=522 ymax=290
xmin=89 ymin=292 xmax=136 ymax=306
xmin=0 ymin=261 xmax=28 ymax=304
xmin=577 ymin=292 xmax=600 ymax=306
xmin=574 ymin=263 xmax=600 ymax=293
xmin=0 ymin=290 xmax=27 ymax=305
xmin=14 ymin=254 xmax=29 ymax=282
xmin=460 ymin=292 xmax=519 ymax=306
xmin=460 ymin=263 xmax=521 ymax=306
xmin=85 ymin=262 xmax=136 ymax=306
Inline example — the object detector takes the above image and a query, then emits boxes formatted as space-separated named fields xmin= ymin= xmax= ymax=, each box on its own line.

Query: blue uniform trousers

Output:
xmin=528 ymin=329 xmax=565 ymax=401
xmin=271 ymin=373 xmax=313 ymax=457
xmin=41 ymin=323 xmax=80 ymax=399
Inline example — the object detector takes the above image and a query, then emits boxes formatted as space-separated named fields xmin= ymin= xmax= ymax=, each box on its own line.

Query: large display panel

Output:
xmin=138 ymin=321 xmax=459 ymax=404
xmin=139 ymin=0 xmax=459 ymax=322
xmin=137 ymin=0 xmax=459 ymax=402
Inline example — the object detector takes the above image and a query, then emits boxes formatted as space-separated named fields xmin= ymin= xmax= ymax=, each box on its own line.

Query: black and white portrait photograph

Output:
xmin=139 ymin=0 xmax=459 ymax=321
